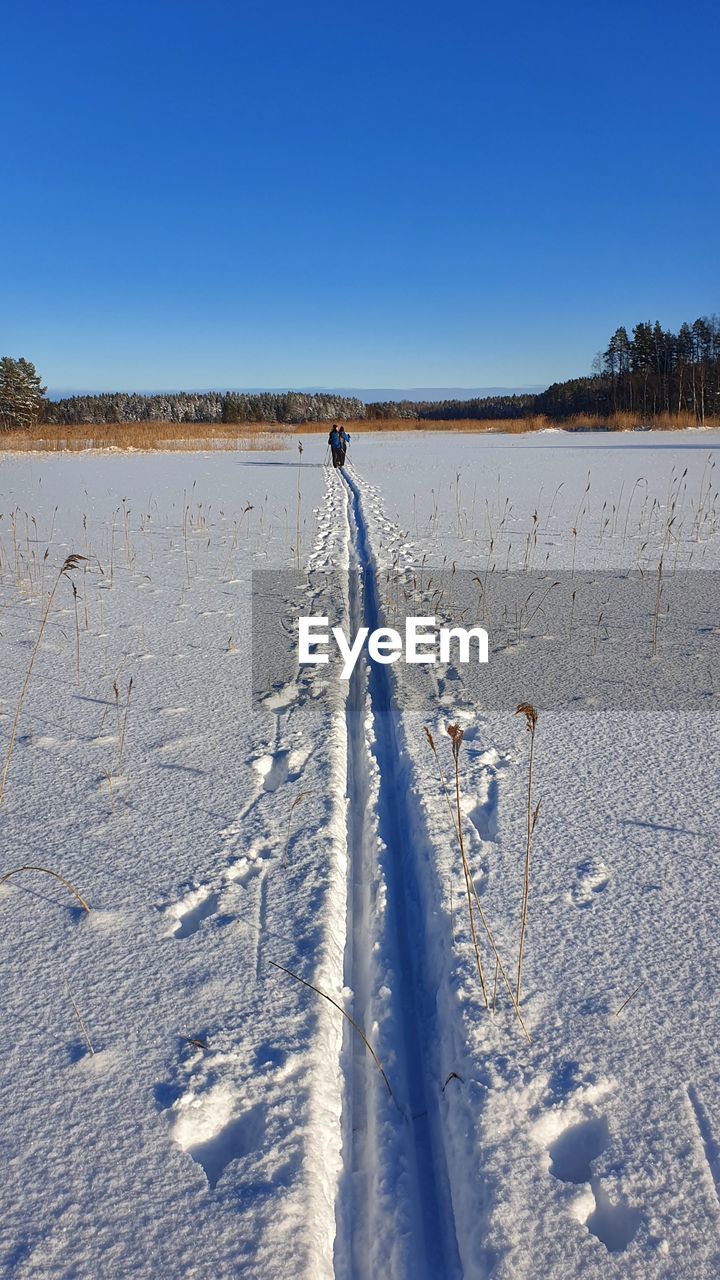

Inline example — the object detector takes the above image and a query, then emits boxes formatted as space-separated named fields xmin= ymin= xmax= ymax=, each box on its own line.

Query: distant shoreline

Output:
xmin=2 ymin=416 xmax=719 ymax=454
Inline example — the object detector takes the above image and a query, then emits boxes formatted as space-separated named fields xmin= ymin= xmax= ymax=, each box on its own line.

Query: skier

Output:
xmin=328 ymin=424 xmax=351 ymax=469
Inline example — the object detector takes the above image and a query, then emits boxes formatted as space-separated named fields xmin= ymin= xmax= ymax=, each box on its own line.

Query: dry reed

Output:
xmin=0 ymin=554 xmax=86 ymax=803
xmin=267 ymin=958 xmax=392 ymax=1097
xmin=515 ymin=704 xmax=539 ymax=1009
xmin=0 ymin=865 xmax=91 ymax=912
xmin=63 ymin=976 xmax=95 ymax=1056
xmin=0 ymin=422 xmax=292 ymax=453
xmin=2 ymin=412 xmax=718 ymax=453
xmin=424 ymin=724 xmax=531 ymax=1041
xmin=283 ymin=792 xmax=310 ymax=864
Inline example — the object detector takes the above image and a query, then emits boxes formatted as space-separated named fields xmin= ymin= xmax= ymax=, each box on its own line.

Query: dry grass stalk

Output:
xmin=294 ymin=440 xmax=303 ymax=570
xmin=3 ymin=411 xmax=717 ymax=455
xmin=283 ymin=792 xmax=310 ymax=864
xmin=182 ymin=503 xmax=191 ymax=584
xmin=72 ymin=582 xmax=81 ymax=684
xmin=63 ymin=976 xmax=95 ymax=1056
xmin=425 ymin=726 xmax=484 ymax=979
xmin=0 ymin=554 xmax=86 ymax=803
xmin=465 ymin=851 xmax=531 ymax=1041
xmin=0 ymin=864 xmax=91 ymax=912
xmin=515 ymin=703 xmax=539 ymax=1009
xmin=117 ymin=677 xmax=133 ymax=771
xmin=0 ymin=421 xmax=293 ymax=452
xmin=179 ymin=1034 xmax=208 ymax=1051
xmin=651 ymin=554 xmax=664 ymax=656
xmin=446 ymin=725 xmax=489 ymax=1007
xmin=423 ymin=725 xmax=460 ymax=840
xmin=104 ymin=770 xmax=115 ymax=814
xmin=112 ymin=680 xmax=121 ymax=740
xmin=424 ymin=724 xmax=531 ymax=1041
xmin=614 ymin=981 xmax=644 ymax=1017
xmin=267 ymin=958 xmax=392 ymax=1097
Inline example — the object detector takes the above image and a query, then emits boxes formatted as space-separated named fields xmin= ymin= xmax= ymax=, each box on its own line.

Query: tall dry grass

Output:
xmin=0 ymin=422 xmax=292 ymax=452
xmin=267 ymin=958 xmax=393 ymax=1097
xmin=514 ymin=704 xmax=539 ymax=1010
xmin=0 ymin=554 xmax=86 ymax=803
xmin=0 ymin=865 xmax=91 ymax=911
xmin=424 ymin=723 xmax=531 ymax=1042
xmin=3 ymin=411 xmax=718 ymax=452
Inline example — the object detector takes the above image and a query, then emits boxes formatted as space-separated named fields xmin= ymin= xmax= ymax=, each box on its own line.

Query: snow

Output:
xmin=1 ymin=432 xmax=719 ymax=1278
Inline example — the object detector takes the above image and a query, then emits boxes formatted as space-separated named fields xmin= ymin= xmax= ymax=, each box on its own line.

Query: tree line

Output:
xmin=537 ymin=315 xmax=720 ymax=421
xmin=44 ymin=389 xmax=366 ymax=426
xmin=363 ymin=393 xmax=538 ymax=421
xmin=1 ymin=314 xmax=718 ymax=431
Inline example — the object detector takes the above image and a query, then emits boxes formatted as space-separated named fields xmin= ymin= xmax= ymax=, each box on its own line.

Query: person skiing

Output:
xmin=328 ymin=423 xmax=351 ymax=468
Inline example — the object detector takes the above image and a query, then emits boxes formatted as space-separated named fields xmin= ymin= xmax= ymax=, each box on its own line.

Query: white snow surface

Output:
xmin=1 ymin=432 xmax=719 ymax=1279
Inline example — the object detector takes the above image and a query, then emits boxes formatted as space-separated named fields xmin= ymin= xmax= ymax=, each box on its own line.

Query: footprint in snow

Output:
xmin=253 ymin=751 xmax=290 ymax=792
xmin=569 ymin=857 xmax=610 ymax=908
xmin=548 ymin=1117 xmax=641 ymax=1252
xmin=170 ymin=1085 xmax=267 ymax=1188
xmin=253 ymin=745 xmax=310 ymax=792
xmin=461 ymin=774 xmax=499 ymax=844
xmin=157 ymin=1057 xmax=267 ymax=1190
xmin=164 ymin=886 xmax=219 ymax=939
xmin=161 ymin=840 xmax=271 ymax=941
xmin=262 ymin=682 xmax=299 ymax=713
xmin=534 ymin=1084 xmax=641 ymax=1254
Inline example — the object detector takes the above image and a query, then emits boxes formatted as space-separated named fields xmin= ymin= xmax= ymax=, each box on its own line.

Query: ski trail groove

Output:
xmin=335 ymin=466 xmax=462 ymax=1279
xmin=687 ymin=1085 xmax=720 ymax=1208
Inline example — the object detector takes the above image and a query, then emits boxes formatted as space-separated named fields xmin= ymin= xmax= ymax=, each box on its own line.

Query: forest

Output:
xmin=43 ymin=390 xmax=365 ymax=427
xmin=366 ymin=317 xmax=720 ymax=424
xmin=1 ymin=315 xmax=718 ymax=431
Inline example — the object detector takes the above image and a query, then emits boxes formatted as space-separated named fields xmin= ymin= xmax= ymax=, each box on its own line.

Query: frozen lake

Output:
xmin=1 ymin=430 xmax=719 ymax=1279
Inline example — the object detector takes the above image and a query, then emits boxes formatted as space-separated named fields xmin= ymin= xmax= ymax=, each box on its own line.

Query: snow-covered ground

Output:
xmin=1 ymin=432 xmax=719 ymax=1279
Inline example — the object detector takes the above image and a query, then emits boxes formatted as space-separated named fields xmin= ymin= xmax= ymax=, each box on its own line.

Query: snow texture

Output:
xmin=1 ymin=431 xmax=719 ymax=1278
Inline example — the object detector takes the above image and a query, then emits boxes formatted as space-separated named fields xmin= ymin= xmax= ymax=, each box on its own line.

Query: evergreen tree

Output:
xmin=0 ymin=356 xmax=46 ymax=431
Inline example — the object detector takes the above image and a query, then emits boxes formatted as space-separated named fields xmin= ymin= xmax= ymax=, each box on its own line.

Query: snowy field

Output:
xmin=1 ymin=431 xmax=719 ymax=1279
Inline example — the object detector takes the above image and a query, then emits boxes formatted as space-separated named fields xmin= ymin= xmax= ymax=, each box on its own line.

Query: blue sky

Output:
xmin=1 ymin=0 xmax=718 ymax=391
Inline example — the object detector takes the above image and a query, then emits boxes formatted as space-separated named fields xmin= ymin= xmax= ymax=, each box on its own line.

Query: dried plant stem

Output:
xmin=283 ymin=792 xmax=310 ymax=864
xmin=515 ymin=704 xmax=539 ymax=1009
xmin=0 ymin=555 xmax=85 ymax=803
xmin=117 ymin=677 xmax=133 ymax=771
xmin=113 ymin=681 xmax=121 ymax=741
xmin=651 ymin=554 xmax=664 ymax=656
xmin=423 ymin=726 xmax=460 ymax=842
xmin=182 ymin=501 xmax=190 ymax=584
xmin=615 ymin=982 xmax=644 ymax=1017
xmin=294 ymin=442 xmax=303 ymax=570
xmin=0 ymin=865 xmax=91 ymax=912
xmin=467 ymin=859 xmax=531 ymax=1041
xmin=72 ymin=583 xmax=81 ymax=685
xmin=64 ymin=976 xmax=95 ymax=1055
xmin=450 ymin=732 xmax=490 ymax=1008
xmin=268 ymin=958 xmax=392 ymax=1097
xmin=425 ymin=724 xmax=531 ymax=1041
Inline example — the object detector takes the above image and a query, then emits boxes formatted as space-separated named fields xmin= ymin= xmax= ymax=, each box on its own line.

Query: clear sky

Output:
xmin=1 ymin=0 xmax=718 ymax=392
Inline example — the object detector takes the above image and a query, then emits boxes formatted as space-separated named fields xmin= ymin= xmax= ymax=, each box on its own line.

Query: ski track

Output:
xmin=686 ymin=1085 xmax=720 ymax=1209
xmin=334 ymin=465 xmax=462 ymax=1280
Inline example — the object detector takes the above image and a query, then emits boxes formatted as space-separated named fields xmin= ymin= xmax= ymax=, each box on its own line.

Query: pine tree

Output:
xmin=0 ymin=357 xmax=47 ymax=431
